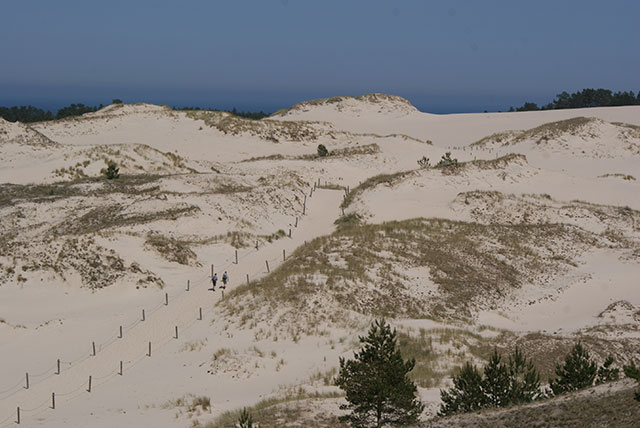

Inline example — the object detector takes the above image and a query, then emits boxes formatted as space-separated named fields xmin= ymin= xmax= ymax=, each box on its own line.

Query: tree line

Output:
xmin=0 ymin=102 xmax=110 ymax=123
xmin=512 ymin=88 xmax=640 ymax=112
xmin=173 ymin=105 xmax=270 ymax=120
xmin=333 ymin=319 xmax=640 ymax=427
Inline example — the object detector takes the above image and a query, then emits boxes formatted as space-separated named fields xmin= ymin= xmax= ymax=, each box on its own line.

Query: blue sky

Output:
xmin=1 ymin=0 xmax=638 ymax=113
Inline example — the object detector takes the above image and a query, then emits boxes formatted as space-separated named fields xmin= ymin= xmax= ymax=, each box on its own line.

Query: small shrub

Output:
xmin=236 ymin=408 xmax=256 ymax=428
xmin=317 ymin=144 xmax=329 ymax=157
xmin=435 ymin=152 xmax=458 ymax=168
xmin=112 ymin=98 xmax=123 ymax=104
xmin=417 ymin=156 xmax=430 ymax=168
xmin=103 ymin=162 xmax=120 ymax=180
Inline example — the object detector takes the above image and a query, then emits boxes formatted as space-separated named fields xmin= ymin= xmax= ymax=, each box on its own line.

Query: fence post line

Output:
xmin=235 ymin=249 xmax=238 ymax=264
xmin=174 ymin=326 xmax=178 ymax=339
xmin=16 ymin=407 xmax=19 ymax=424
xmin=199 ymin=307 xmax=203 ymax=320
xmin=57 ymin=358 xmax=60 ymax=375
xmin=25 ymin=372 xmax=29 ymax=389
xmin=87 ymin=375 xmax=92 ymax=393
xmin=186 ymin=280 xmax=190 ymax=291
xmin=119 ymin=361 xmax=123 ymax=376
xmin=165 ymin=293 xmax=168 ymax=306
xmin=142 ymin=309 xmax=145 ymax=321
xmin=92 ymin=341 xmax=96 ymax=356
xmin=265 ymin=260 xmax=270 ymax=273
xmin=52 ymin=392 xmax=55 ymax=409
xmin=119 ymin=326 xmax=123 ymax=338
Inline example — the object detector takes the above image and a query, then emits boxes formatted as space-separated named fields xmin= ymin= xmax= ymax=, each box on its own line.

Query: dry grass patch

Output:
xmin=221 ymin=218 xmax=610 ymax=336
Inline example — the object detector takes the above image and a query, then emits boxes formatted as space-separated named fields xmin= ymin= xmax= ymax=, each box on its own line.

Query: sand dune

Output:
xmin=0 ymin=95 xmax=638 ymax=427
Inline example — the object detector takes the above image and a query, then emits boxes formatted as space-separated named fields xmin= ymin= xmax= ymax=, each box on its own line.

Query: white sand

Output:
xmin=1 ymin=95 xmax=639 ymax=427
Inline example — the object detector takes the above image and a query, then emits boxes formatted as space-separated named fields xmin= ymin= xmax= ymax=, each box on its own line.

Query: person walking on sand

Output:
xmin=221 ymin=271 xmax=229 ymax=289
xmin=211 ymin=273 xmax=218 ymax=291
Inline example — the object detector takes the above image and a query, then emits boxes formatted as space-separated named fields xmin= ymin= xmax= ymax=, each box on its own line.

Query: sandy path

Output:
xmin=0 ymin=186 xmax=344 ymax=427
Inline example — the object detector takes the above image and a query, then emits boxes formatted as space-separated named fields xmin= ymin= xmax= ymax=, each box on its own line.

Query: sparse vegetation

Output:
xmin=623 ymin=362 xmax=640 ymax=401
xmin=341 ymin=170 xmax=414 ymax=208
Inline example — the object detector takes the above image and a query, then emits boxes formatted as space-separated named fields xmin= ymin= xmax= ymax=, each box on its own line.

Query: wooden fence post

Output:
xmin=235 ymin=249 xmax=238 ymax=264
xmin=119 ymin=361 xmax=123 ymax=376
xmin=56 ymin=359 xmax=60 ymax=375
xmin=16 ymin=407 xmax=19 ymax=424
xmin=92 ymin=341 xmax=96 ymax=356
xmin=148 ymin=341 xmax=152 ymax=357
xmin=186 ymin=280 xmax=190 ymax=291
xmin=87 ymin=375 xmax=92 ymax=393
xmin=25 ymin=373 xmax=29 ymax=389
xmin=165 ymin=293 xmax=168 ymax=306
xmin=283 ymin=249 xmax=286 ymax=261
xmin=51 ymin=392 xmax=55 ymax=409
xmin=174 ymin=326 xmax=178 ymax=339
xmin=142 ymin=309 xmax=145 ymax=321
xmin=265 ymin=260 xmax=270 ymax=273
xmin=199 ymin=307 xmax=203 ymax=320
xmin=246 ymin=274 xmax=249 ymax=285
xmin=119 ymin=326 xmax=123 ymax=338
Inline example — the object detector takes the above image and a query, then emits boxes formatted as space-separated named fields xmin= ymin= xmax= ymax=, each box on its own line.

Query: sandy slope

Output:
xmin=1 ymin=95 xmax=639 ymax=427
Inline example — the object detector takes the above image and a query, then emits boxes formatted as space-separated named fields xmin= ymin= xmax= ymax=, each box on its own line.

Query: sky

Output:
xmin=1 ymin=0 xmax=639 ymax=114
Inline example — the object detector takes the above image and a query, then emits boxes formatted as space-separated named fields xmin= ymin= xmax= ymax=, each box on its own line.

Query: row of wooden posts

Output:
xmin=13 ymin=178 xmax=331 ymax=424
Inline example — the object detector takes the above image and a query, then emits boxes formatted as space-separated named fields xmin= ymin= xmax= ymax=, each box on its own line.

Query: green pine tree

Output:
xmin=506 ymin=347 xmax=542 ymax=404
xmin=596 ymin=356 xmax=620 ymax=384
xmin=335 ymin=319 xmax=424 ymax=428
xmin=439 ymin=362 xmax=486 ymax=416
xmin=482 ymin=349 xmax=510 ymax=407
xmin=550 ymin=343 xmax=597 ymax=395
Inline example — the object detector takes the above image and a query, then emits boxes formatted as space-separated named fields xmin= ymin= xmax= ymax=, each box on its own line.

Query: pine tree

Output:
xmin=482 ymin=350 xmax=510 ymax=407
xmin=335 ymin=319 xmax=424 ymax=428
xmin=439 ymin=362 xmax=486 ymax=416
xmin=550 ymin=343 xmax=597 ymax=395
xmin=439 ymin=347 xmax=541 ymax=416
xmin=596 ymin=355 xmax=620 ymax=384
xmin=506 ymin=347 xmax=542 ymax=404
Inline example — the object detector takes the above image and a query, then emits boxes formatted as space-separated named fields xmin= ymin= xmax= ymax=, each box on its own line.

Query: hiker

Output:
xmin=211 ymin=273 xmax=218 ymax=290
xmin=221 ymin=271 xmax=229 ymax=289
